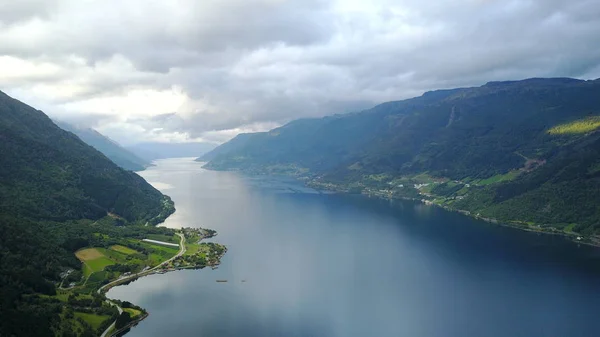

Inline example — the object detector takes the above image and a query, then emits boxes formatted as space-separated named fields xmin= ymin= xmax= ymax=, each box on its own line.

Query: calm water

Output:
xmin=109 ymin=158 xmax=600 ymax=337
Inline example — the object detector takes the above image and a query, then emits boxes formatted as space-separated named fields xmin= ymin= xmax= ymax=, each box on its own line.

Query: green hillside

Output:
xmin=202 ymin=78 xmax=600 ymax=236
xmin=0 ymin=92 xmax=173 ymax=224
xmin=0 ymin=91 xmax=175 ymax=336
xmin=55 ymin=121 xmax=151 ymax=172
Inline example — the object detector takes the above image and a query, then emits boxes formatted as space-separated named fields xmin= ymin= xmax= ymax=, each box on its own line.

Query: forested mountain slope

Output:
xmin=0 ymin=91 xmax=175 ymax=336
xmin=0 ymin=91 xmax=172 ymax=224
xmin=55 ymin=121 xmax=151 ymax=171
xmin=202 ymin=78 xmax=600 ymax=235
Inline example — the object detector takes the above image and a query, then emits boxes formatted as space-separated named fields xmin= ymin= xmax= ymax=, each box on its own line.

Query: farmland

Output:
xmin=110 ymin=245 xmax=138 ymax=255
xmin=49 ymin=225 xmax=225 ymax=337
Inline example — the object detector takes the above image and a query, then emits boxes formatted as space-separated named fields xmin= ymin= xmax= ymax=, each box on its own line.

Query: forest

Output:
xmin=0 ymin=91 xmax=175 ymax=336
xmin=201 ymin=78 xmax=600 ymax=235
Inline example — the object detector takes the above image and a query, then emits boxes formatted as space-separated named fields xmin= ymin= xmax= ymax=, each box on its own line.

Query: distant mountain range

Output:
xmin=55 ymin=122 xmax=217 ymax=170
xmin=127 ymin=142 xmax=216 ymax=161
xmin=55 ymin=121 xmax=151 ymax=171
xmin=201 ymin=78 xmax=600 ymax=238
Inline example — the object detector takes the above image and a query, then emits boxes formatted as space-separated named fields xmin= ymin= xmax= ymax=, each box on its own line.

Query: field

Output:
xmin=139 ymin=241 xmax=179 ymax=260
xmin=99 ymin=248 xmax=131 ymax=262
xmin=40 ymin=292 xmax=93 ymax=303
xmin=184 ymin=241 xmax=201 ymax=256
xmin=86 ymin=257 xmax=114 ymax=272
xmin=53 ymin=290 xmax=70 ymax=301
xmin=75 ymin=248 xmax=104 ymax=260
xmin=145 ymin=233 xmax=179 ymax=244
xmin=87 ymin=271 xmax=109 ymax=283
xmin=110 ymin=245 xmax=138 ymax=255
xmin=74 ymin=312 xmax=111 ymax=330
xmin=75 ymin=239 xmax=180 ymax=285
xmin=183 ymin=232 xmax=202 ymax=256
xmin=123 ymin=308 xmax=142 ymax=318
xmin=144 ymin=243 xmax=179 ymax=253
xmin=76 ymin=247 xmax=138 ymax=284
xmin=547 ymin=116 xmax=600 ymax=135
xmin=476 ymin=170 xmax=520 ymax=185
xmin=76 ymin=248 xmax=116 ymax=277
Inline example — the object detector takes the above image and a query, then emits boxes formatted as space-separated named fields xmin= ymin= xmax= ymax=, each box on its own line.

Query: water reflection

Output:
xmin=108 ymin=158 xmax=600 ymax=337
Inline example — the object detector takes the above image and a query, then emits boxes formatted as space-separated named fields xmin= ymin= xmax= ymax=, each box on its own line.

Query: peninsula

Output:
xmin=54 ymin=221 xmax=227 ymax=337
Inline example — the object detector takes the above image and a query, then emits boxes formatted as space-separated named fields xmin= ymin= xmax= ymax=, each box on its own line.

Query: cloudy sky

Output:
xmin=1 ymin=0 xmax=599 ymax=145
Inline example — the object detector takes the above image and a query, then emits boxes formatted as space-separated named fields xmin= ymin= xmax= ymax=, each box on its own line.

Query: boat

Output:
xmin=216 ymin=280 xmax=228 ymax=282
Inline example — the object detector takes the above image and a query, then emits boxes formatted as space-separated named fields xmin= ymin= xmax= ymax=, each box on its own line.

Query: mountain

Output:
xmin=0 ymin=94 xmax=173 ymax=223
xmin=198 ymin=133 xmax=257 ymax=162
xmin=55 ymin=121 xmax=151 ymax=171
xmin=202 ymin=78 xmax=600 ymax=236
xmin=127 ymin=142 xmax=216 ymax=161
xmin=0 ymin=90 xmax=175 ymax=336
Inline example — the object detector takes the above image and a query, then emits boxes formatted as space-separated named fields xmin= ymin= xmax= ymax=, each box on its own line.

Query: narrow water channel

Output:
xmin=108 ymin=158 xmax=600 ymax=337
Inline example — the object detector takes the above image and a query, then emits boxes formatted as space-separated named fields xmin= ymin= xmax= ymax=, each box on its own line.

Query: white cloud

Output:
xmin=1 ymin=0 xmax=599 ymax=145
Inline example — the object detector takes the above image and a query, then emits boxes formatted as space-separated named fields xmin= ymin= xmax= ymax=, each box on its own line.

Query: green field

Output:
xmin=184 ymin=241 xmax=200 ymax=256
xmin=139 ymin=241 xmax=179 ymax=254
xmin=53 ymin=291 xmax=70 ymax=302
xmin=548 ymin=116 xmax=600 ymax=135
xmin=148 ymin=253 xmax=172 ymax=265
xmin=476 ymin=170 xmax=520 ymax=185
xmin=76 ymin=248 xmax=116 ymax=277
xmin=110 ymin=245 xmax=138 ymax=255
xmin=86 ymin=257 xmax=114 ymax=272
xmin=145 ymin=233 xmax=179 ymax=244
xmin=411 ymin=172 xmax=444 ymax=184
xmin=139 ymin=241 xmax=179 ymax=265
xmin=123 ymin=308 xmax=142 ymax=318
xmin=98 ymin=248 xmax=129 ymax=261
xmin=87 ymin=271 xmax=109 ymax=284
xmin=184 ymin=233 xmax=202 ymax=256
xmin=75 ymin=237 xmax=179 ymax=287
xmin=76 ymin=247 xmax=133 ymax=280
xmin=74 ymin=312 xmax=111 ymax=330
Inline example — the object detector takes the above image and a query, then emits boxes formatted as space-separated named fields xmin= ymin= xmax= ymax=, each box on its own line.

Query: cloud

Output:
xmin=1 ymin=0 xmax=599 ymax=145
xmin=0 ymin=0 xmax=59 ymax=25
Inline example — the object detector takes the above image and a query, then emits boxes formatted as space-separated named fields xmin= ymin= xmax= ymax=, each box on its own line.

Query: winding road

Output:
xmin=99 ymin=233 xmax=186 ymax=337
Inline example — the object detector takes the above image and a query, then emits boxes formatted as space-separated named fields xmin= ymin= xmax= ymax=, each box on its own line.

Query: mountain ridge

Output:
xmin=55 ymin=121 xmax=151 ymax=171
xmin=200 ymin=77 xmax=600 ymax=236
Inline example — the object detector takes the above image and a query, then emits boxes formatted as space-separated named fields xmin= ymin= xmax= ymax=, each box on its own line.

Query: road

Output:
xmin=98 ymin=233 xmax=186 ymax=337
xmin=99 ymin=302 xmax=122 ymax=337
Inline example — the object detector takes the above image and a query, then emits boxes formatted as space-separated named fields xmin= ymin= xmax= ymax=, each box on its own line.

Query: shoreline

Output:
xmin=332 ymin=187 xmax=600 ymax=249
xmin=200 ymin=165 xmax=599 ymax=249
xmin=98 ymin=231 xmax=227 ymax=337
xmin=97 ymin=233 xmax=186 ymax=337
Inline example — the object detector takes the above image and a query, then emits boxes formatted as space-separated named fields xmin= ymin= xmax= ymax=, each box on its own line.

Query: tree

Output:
xmin=115 ymin=312 xmax=132 ymax=330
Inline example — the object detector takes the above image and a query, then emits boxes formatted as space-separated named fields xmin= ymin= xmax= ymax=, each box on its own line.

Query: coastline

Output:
xmin=320 ymin=185 xmax=600 ymax=249
xmin=97 ymin=231 xmax=227 ymax=337
xmin=200 ymin=163 xmax=599 ymax=248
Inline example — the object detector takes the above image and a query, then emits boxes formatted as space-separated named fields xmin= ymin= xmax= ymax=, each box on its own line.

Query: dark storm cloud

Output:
xmin=1 ymin=0 xmax=600 ymax=144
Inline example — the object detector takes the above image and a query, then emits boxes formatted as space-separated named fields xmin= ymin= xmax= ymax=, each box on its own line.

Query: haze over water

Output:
xmin=109 ymin=158 xmax=600 ymax=337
